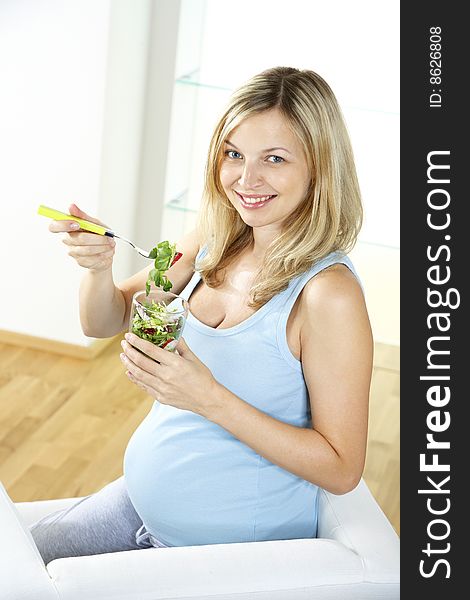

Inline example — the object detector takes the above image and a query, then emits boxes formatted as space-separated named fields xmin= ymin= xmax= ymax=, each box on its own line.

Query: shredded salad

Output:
xmin=131 ymin=241 xmax=184 ymax=349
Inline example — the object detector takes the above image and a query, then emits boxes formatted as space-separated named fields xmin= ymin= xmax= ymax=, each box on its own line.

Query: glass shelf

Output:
xmin=161 ymin=192 xmax=198 ymax=242
xmin=165 ymin=190 xmax=198 ymax=214
xmin=161 ymin=70 xmax=233 ymax=242
xmin=175 ymin=71 xmax=400 ymax=116
xmin=175 ymin=69 xmax=233 ymax=92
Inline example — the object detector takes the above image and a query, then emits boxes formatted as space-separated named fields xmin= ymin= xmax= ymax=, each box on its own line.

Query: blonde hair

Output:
xmin=197 ymin=66 xmax=363 ymax=308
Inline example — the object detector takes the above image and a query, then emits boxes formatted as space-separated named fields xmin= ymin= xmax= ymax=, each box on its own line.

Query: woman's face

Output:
xmin=219 ymin=108 xmax=311 ymax=232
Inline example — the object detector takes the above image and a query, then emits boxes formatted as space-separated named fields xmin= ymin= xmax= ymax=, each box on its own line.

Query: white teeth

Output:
xmin=240 ymin=194 xmax=274 ymax=204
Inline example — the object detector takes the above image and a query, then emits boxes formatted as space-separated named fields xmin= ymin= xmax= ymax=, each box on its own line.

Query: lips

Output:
xmin=235 ymin=191 xmax=277 ymax=209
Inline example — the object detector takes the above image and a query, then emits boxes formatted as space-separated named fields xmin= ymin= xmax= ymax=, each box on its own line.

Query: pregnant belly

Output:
xmin=123 ymin=403 xmax=261 ymax=547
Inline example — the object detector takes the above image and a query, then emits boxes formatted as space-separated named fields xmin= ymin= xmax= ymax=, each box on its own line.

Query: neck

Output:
xmin=249 ymin=225 xmax=280 ymax=260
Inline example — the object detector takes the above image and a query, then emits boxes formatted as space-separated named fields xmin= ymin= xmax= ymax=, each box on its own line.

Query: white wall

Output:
xmin=0 ymin=0 xmax=152 ymax=346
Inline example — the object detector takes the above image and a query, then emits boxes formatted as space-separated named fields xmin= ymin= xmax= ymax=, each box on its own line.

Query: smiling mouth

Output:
xmin=235 ymin=191 xmax=277 ymax=207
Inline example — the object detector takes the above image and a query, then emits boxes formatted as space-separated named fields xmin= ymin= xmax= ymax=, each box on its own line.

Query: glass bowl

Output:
xmin=129 ymin=289 xmax=188 ymax=351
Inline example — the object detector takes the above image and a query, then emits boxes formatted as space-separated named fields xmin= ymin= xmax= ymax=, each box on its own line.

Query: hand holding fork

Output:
xmin=39 ymin=204 xmax=153 ymax=273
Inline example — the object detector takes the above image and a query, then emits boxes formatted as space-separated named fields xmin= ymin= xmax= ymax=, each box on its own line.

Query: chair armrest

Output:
xmin=0 ymin=482 xmax=59 ymax=600
xmin=48 ymin=538 xmax=368 ymax=600
xmin=318 ymin=479 xmax=400 ymax=583
xmin=16 ymin=496 xmax=83 ymax=529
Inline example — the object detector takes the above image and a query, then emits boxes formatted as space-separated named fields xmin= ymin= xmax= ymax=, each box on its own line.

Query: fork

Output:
xmin=38 ymin=205 xmax=152 ymax=258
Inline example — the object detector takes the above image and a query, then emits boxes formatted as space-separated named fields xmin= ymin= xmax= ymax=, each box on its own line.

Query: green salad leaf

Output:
xmin=145 ymin=241 xmax=178 ymax=295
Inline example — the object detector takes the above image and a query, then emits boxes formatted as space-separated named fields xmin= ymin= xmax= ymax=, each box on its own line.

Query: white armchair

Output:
xmin=1 ymin=479 xmax=399 ymax=600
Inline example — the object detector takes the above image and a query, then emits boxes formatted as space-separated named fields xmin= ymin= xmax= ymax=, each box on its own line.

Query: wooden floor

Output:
xmin=0 ymin=337 xmax=399 ymax=535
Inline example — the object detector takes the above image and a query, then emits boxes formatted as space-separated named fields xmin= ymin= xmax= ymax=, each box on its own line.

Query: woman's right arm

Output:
xmin=50 ymin=203 xmax=201 ymax=338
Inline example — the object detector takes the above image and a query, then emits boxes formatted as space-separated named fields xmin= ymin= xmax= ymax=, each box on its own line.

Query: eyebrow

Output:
xmin=225 ymin=140 xmax=292 ymax=155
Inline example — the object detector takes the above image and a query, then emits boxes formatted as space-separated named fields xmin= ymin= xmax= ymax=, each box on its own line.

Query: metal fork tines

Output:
xmin=105 ymin=231 xmax=151 ymax=259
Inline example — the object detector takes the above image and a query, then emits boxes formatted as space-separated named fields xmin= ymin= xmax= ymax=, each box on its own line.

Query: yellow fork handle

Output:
xmin=38 ymin=205 xmax=109 ymax=236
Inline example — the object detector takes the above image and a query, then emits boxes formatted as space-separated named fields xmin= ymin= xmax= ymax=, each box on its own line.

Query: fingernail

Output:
xmin=120 ymin=353 xmax=126 ymax=361
xmin=124 ymin=333 xmax=131 ymax=341
xmin=120 ymin=340 xmax=125 ymax=349
xmin=70 ymin=222 xmax=80 ymax=230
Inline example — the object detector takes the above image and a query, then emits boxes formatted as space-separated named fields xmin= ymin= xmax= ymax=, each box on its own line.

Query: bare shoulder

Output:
xmin=297 ymin=262 xmax=373 ymax=368
xmin=162 ymin=228 xmax=203 ymax=293
xmin=175 ymin=228 xmax=203 ymax=264
xmin=299 ymin=262 xmax=368 ymax=326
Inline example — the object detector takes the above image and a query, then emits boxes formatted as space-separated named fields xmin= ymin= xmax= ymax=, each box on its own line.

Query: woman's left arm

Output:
xmin=121 ymin=266 xmax=373 ymax=495
xmin=209 ymin=266 xmax=372 ymax=494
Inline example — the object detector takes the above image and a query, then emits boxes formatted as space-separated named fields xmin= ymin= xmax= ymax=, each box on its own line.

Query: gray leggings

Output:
xmin=30 ymin=476 xmax=166 ymax=565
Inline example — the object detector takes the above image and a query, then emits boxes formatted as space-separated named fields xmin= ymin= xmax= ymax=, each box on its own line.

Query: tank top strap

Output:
xmin=178 ymin=245 xmax=208 ymax=302
xmin=195 ymin=244 xmax=209 ymax=264
xmin=275 ymin=251 xmax=363 ymax=371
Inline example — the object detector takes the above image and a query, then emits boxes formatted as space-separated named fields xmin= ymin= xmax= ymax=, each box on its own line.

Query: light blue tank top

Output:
xmin=124 ymin=248 xmax=361 ymax=547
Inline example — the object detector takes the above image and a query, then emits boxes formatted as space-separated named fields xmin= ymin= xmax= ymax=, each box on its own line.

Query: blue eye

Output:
xmin=267 ymin=155 xmax=284 ymax=164
xmin=225 ymin=150 xmax=242 ymax=159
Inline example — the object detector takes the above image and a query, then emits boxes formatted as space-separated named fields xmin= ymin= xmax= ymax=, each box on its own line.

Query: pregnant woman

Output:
xmin=31 ymin=66 xmax=373 ymax=562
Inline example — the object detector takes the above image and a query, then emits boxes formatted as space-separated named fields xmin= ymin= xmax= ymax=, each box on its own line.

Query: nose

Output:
xmin=238 ymin=160 xmax=263 ymax=189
